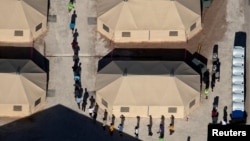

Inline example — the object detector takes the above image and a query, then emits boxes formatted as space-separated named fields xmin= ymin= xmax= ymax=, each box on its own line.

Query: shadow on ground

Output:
xmin=0 ymin=104 xmax=141 ymax=141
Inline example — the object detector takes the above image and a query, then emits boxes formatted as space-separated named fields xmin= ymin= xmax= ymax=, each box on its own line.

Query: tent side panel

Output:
xmin=184 ymin=95 xmax=200 ymax=117
xmin=97 ymin=20 xmax=115 ymax=41
xmin=0 ymin=29 xmax=32 ymax=43
xmin=149 ymin=106 xmax=184 ymax=118
xmin=113 ymin=30 xmax=188 ymax=42
xmin=186 ymin=18 xmax=202 ymax=40
xmin=150 ymin=30 xmax=186 ymax=42
xmin=114 ymin=30 xmax=149 ymax=43
xmin=96 ymin=94 xmax=113 ymax=115
xmin=31 ymin=18 xmax=47 ymax=40
xmin=0 ymin=104 xmax=30 ymax=117
xmin=112 ymin=106 xmax=148 ymax=118
xmin=30 ymin=93 xmax=46 ymax=114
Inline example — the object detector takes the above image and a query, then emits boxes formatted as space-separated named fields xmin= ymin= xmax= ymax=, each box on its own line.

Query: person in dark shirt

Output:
xmin=70 ymin=10 xmax=77 ymax=33
xmin=71 ymin=10 xmax=77 ymax=23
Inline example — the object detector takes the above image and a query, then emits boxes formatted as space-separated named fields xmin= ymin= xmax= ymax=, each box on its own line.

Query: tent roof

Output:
xmin=0 ymin=59 xmax=47 ymax=90
xmin=0 ymin=59 xmax=46 ymax=104
xmin=97 ymin=0 xmax=201 ymax=16
xmin=96 ymin=61 xmax=200 ymax=106
xmin=98 ymin=0 xmax=200 ymax=30
xmin=0 ymin=74 xmax=45 ymax=104
xmin=0 ymin=47 xmax=50 ymax=73
xmin=0 ymin=59 xmax=44 ymax=73
xmin=0 ymin=0 xmax=47 ymax=29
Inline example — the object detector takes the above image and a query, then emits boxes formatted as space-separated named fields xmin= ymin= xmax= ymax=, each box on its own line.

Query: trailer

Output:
xmin=230 ymin=32 xmax=247 ymax=124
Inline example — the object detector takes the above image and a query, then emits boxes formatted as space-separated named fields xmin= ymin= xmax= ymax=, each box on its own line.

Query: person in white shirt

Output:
xmin=88 ymin=105 xmax=94 ymax=117
xmin=134 ymin=126 xmax=139 ymax=138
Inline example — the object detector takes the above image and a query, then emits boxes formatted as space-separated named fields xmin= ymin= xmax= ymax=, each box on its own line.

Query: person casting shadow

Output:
xmin=147 ymin=115 xmax=153 ymax=136
xmin=187 ymin=136 xmax=191 ymax=141
xmin=120 ymin=114 xmax=125 ymax=126
xmin=136 ymin=116 xmax=140 ymax=128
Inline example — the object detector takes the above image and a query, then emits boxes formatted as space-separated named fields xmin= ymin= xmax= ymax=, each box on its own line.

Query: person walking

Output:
xmin=134 ymin=126 xmax=139 ymax=138
xmin=157 ymin=124 xmax=164 ymax=138
xmin=72 ymin=54 xmax=79 ymax=64
xmin=136 ymin=116 xmax=140 ymax=128
xmin=75 ymin=62 xmax=81 ymax=77
xmin=168 ymin=123 xmax=174 ymax=135
xmin=170 ymin=115 xmax=175 ymax=126
xmin=71 ymin=10 xmax=77 ymax=24
xmin=109 ymin=123 xmax=114 ymax=136
xmin=73 ymin=28 xmax=79 ymax=41
xmin=83 ymin=88 xmax=89 ymax=102
xmin=204 ymin=88 xmax=209 ymax=99
xmin=211 ymin=72 xmax=216 ymax=92
xmin=211 ymin=79 xmax=215 ymax=92
xmin=223 ymin=106 xmax=228 ymax=123
xmin=118 ymin=123 xmax=123 ymax=136
xmin=88 ymin=105 xmax=94 ymax=117
xmin=211 ymin=107 xmax=219 ymax=124
xmin=111 ymin=114 xmax=115 ymax=125
xmin=94 ymin=103 xmax=99 ymax=113
xmin=81 ymin=99 xmax=87 ymax=111
xmin=93 ymin=111 xmax=97 ymax=124
xmin=89 ymin=96 xmax=95 ymax=108
xmin=67 ymin=1 xmax=74 ymax=13
xmin=71 ymin=39 xmax=78 ymax=50
xmin=160 ymin=115 xmax=165 ymax=125
xmin=75 ymin=94 xmax=82 ymax=109
xmin=120 ymin=114 xmax=125 ymax=125
xmin=203 ymin=69 xmax=210 ymax=83
xmin=70 ymin=10 xmax=77 ymax=33
xmin=72 ymin=61 xmax=78 ymax=73
xmin=102 ymin=109 xmax=108 ymax=130
xmin=102 ymin=117 xmax=107 ymax=131
xmin=147 ymin=115 xmax=153 ymax=136
xmin=73 ymin=44 xmax=80 ymax=56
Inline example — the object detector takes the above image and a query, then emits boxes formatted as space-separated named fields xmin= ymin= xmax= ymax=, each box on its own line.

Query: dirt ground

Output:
xmin=106 ymin=0 xmax=227 ymax=61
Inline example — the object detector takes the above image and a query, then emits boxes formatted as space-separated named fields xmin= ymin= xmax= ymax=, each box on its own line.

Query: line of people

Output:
xmin=67 ymin=1 xmax=175 ymax=139
xmin=101 ymin=113 xmax=175 ymax=140
xmin=203 ymin=46 xmax=221 ymax=99
xmin=203 ymin=61 xmax=221 ymax=99
xmin=68 ymin=0 xmax=99 ymax=126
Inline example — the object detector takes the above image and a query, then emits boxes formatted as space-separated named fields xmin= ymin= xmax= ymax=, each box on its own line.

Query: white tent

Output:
xmin=96 ymin=61 xmax=200 ymax=118
xmin=0 ymin=0 xmax=48 ymax=44
xmin=97 ymin=0 xmax=202 ymax=43
xmin=0 ymin=59 xmax=47 ymax=117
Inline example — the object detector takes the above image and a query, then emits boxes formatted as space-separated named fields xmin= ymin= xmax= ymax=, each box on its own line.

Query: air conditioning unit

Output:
xmin=232 ymin=93 xmax=244 ymax=102
xmin=232 ymin=75 xmax=244 ymax=84
xmin=233 ymin=57 xmax=244 ymax=67
xmin=232 ymin=66 xmax=244 ymax=75
xmin=232 ymin=84 xmax=244 ymax=94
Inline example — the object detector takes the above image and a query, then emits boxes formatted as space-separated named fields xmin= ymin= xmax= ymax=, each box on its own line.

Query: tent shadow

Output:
xmin=0 ymin=104 xmax=141 ymax=141
xmin=0 ymin=46 xmax=50 ymax=93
